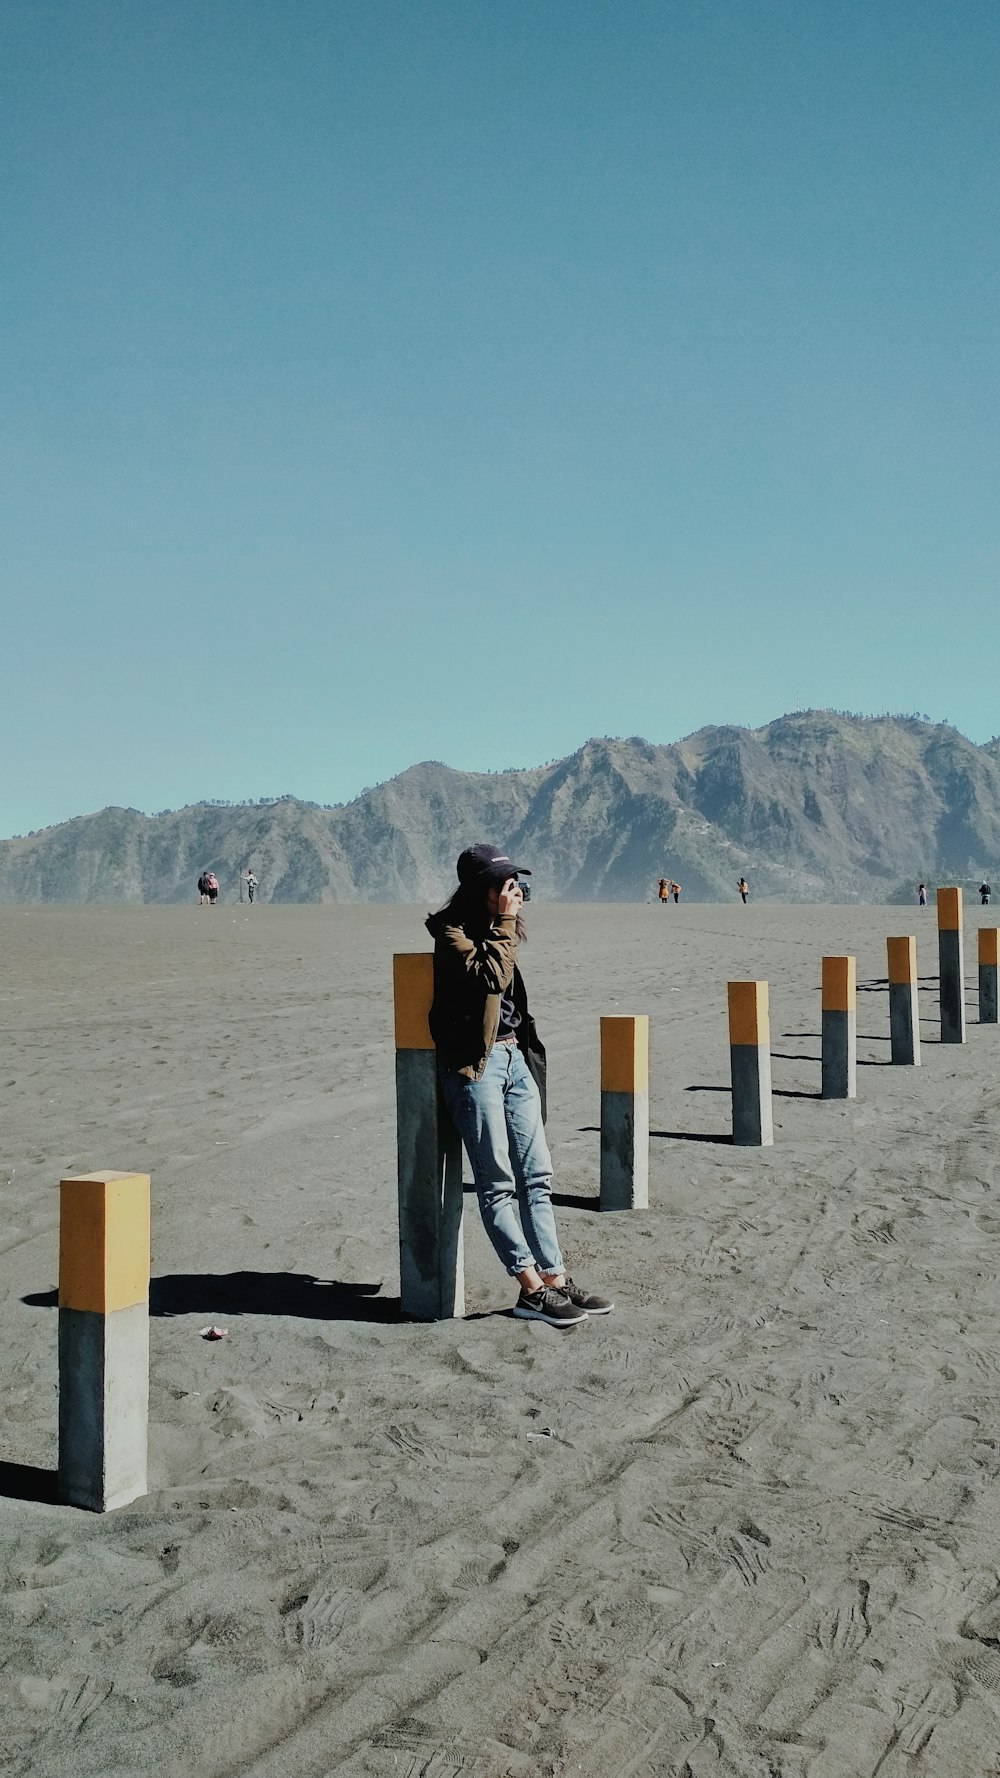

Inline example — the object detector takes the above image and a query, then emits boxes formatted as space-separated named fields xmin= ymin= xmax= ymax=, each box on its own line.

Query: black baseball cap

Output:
xmin=456 ymin=843 xmax=532 ymax=887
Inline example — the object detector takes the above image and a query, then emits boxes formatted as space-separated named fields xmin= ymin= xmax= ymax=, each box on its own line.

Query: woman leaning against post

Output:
xmin=426 ymin=843 xmax=613 ymax=1330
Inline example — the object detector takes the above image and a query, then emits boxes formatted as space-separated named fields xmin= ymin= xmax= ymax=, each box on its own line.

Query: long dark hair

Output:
xmin=426 ymin=878 xmax=527 ymax=942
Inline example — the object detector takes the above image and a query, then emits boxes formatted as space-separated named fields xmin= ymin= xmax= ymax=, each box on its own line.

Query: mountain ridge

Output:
xmin=3 ymin=711 xmax=999 ymax=905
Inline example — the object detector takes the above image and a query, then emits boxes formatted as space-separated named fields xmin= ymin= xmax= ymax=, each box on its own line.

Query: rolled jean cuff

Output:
xmin=505 ymin=1254 xmax=536 ymax=1278
xmin=496 ymin=1227 xmax=564 ymax=1278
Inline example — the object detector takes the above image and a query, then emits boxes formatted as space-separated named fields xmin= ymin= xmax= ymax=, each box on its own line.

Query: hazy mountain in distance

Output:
xmin=2 ymin=712 xmax=1000 ymax=905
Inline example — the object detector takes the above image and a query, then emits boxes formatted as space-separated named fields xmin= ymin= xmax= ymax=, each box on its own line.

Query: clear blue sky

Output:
xmin=4 ymin=1 xmax=997 ymax=835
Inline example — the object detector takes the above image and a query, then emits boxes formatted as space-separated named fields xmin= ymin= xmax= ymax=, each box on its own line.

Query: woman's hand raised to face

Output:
xmin=497 ymin=877 xmax=524 ymax=917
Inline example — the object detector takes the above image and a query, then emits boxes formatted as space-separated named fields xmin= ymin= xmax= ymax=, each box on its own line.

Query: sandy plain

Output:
xmin=3 ymin=899 xmax=1000 ymax=1777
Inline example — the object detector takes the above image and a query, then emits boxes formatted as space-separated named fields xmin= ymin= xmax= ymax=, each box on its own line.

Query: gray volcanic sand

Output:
xmin=3 ymin=901 xmax=1000 ymax=1776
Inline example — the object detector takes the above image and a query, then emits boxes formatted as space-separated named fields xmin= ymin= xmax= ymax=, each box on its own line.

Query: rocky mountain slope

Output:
xmin=3 ymin=713 xmax=1000 ymax=904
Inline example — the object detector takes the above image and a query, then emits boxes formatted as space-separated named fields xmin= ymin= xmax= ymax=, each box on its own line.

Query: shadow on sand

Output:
xmin=0 ymin=1461 xmax=58 ymax=1506
xmin=651 ymin=1129 xmax=732 ymax=1145
xmin=579 ymin=1118 xmax=731 ymax=1148
xmin=22 ymin=1275 xmax=400 ymax=1323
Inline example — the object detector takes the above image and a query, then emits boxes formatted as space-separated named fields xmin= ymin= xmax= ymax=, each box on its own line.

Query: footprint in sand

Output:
xmin=897 ymin=1677 xmax=958 ymax=1755
xmin=966 ymin=1646 xmax=1000 ymax=1697
xmin=21 ymin=1672 xmax=112 ymax=1735
xmin=282 ymin=1584 xmax=352 ymax=1648
xmin=851 ymin=1207 xmax=897 ymax=1245
xmin=723 ymin=1531 xmax=769 ymax=1588
xmin=813 ymin=1579 xmax=871 ymax=1654
xmin=697 ymin=1380 xmax=762 ymax=1458
xmin=961 ymin=1588 xmax=1000 ymax=1648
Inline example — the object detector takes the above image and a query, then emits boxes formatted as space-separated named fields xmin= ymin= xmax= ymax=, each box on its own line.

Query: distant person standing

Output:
xmin=737 ymin=877 xmax=748 ymax=903
xmin=197 ymin=871 xmax=210 ymax=906
xmin=981 ymin=881 xmax=992 ymax=906
xmin=205 ymin=871 xmax=219 ymax=907
xmin=657 ymin=877 xmax=670 ymax=905
xmin=672 ymin=881 xmax=681 ymax=904
xmin=918 ymin=883 xmax=928 ymax=906
xmin=246 ymin=870 xmax=258 ymax=905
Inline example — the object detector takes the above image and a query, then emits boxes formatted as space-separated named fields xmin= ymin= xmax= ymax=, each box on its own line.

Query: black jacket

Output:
xmin=424 ymin=909 xmax=547 ymax=1117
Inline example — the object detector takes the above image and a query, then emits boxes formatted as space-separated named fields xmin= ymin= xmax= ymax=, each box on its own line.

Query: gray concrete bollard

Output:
xmin=979 ymin=928 xmax=998 ymax=1023
xmin=393 ymin=953 xmax=464 ymax=1320
xmin=821 ymin=955 xmax=857 ymax=1099
xmin=937 ymin=887 xmax=966 ymax=1044
xmin=887 ymin=936 xmax=921 ymax=1066
xmin=599 ymin=1015 xmax=649 ymax=1210
xmin=58 ymin=1171 xmax=150 ymax=1511
xmin=728 ymin=981 xmax=773 ymax=1146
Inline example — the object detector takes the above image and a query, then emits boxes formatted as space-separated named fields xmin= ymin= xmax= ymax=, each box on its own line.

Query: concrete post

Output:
xmin=937 ymin=887 xmax=966 ymax=1044
xmin=821 ymin=955 xmax=857 ymax=1099
xmin=728 ymin=981 xmax=773 ymax=1147
xmin=599 ymin=1015 xmax=649 ymax=1210
xmin=887 ymin=936 xmax=921 ymax=1066
xmin=979 ymin=928 xmax=999 ymax=1024
xmin=393 ymin=953 xmax=464 ymax=1320
xmin=58 ymin=1171 xmax=150 ymax=1512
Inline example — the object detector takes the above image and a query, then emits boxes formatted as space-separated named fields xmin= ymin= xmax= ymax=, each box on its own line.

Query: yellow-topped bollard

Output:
xmin=936 ymin=887 xmax=966 ymax=1044
xmin=821 ymin=956 xmax=856 ymax=1100
xmin=728 ymin=982 xmax=773 ymax=1146
xmin=979 ymin=927 xmax=998 ymax=1024
xmin=599 ymin=1015 xmax=649 ymax=1210
xmin=393 ymin=954 xmax=464 ymax=1319
xmin=887 ymin=935 xmax=921 ymax=1065
xmin=58 ymin=1171 xmax=150 ymax=1511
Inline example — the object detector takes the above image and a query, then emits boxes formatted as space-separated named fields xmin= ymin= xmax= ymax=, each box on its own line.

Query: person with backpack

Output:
xmin=981 ymin=882 xmax=992 ymax=906
xmin=427 ymin=844 xmax=613 ymax=1330
xmin=197 ymin=872 xmax=209 ymax=905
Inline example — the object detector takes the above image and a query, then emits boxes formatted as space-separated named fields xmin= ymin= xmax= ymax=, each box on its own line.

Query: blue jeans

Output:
xmin=441 ymin=1042 xmax=565 ymax=1278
